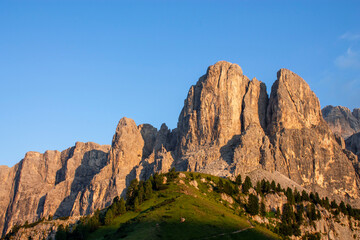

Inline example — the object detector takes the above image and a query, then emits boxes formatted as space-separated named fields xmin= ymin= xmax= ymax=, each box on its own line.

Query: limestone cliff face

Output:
xmin=2 ymin=61 xmax=360 ymax=237
xmin=266 ymin=69 xmax=359 ymax=198
xmin=0 ymin=165 xmax=17 ymax=237
xmin=178 ymin=61 xmax=249 ymax=150
xmin=176 ymin=61 xmax=267 ymax=174
xmin=322 ymin=105 xmax=360 ymax=139
xmin=0 ymin=142 xmax=110 ymax=236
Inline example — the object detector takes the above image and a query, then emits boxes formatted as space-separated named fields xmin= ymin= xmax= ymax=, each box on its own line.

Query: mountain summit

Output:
xmin=1 ymin=61 xmax=359 ymax=237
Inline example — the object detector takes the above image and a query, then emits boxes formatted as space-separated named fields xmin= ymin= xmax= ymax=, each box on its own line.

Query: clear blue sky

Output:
xmin=1 ymin=0 xmax=360 ymax=167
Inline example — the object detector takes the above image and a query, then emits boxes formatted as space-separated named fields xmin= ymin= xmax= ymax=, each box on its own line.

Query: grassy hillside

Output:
xmin=85 ymin=172 xmax=279 ymax=240
xmin=7 ymin=170 xmax=360 ymax=240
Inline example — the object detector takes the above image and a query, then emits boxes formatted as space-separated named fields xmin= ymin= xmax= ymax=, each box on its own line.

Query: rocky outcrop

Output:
xmin=2 ymin=61 xmax=360 ymax=237
xmin=322 ymin=105 xmax=360 ymax=139
xmin=321 ymin=105 xmax=360 ymax=166
xmin=265 ymin=69 xmax=359 ymax=199
xmin=177 ymin=61 xmax=248 ymax=157
xmin=0 ymin=117 xmax=179 ymax=237
xmin=346 ymin=132 xmax=360 ymax=160
xmin=0 ymin=165 xmax=17 ymax=238
xmin=0 ymin=142 xmax=110 ymax=236
xmin=176 ymin=61 xmax=269 ymax=176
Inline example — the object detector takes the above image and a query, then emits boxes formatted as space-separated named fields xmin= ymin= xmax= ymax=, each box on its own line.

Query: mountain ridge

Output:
xmin=1 ymin=61 xmax=359 ymax=237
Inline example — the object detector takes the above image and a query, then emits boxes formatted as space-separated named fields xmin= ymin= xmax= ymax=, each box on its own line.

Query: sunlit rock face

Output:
xmin=0 ymin=142 xmax=111 ymax=236
xmin=265 ymin=69 xmax=359 ymax=198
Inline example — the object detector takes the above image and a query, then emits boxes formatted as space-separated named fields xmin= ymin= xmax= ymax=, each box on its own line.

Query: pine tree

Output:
xmin=218 ymin=179 xmax=224 ymax=192
xmin=246 ymin=194 xmax=259 ymax=215
xmin=322 ymin=197 xmax=330 ymax=209
xmin=294 ymin=189 xmax=301 ymax=203
xmin=295 ymin=204 xmax=304 ymax=224
xmin=256 ymin=181 xmax=262 ymax=195
xmin=242 ymin=176 xmax=252 ymax=194
xmin=307 ymin=203 xmax=318 ymax=221
xmin=261 ymin=179 xmax=266 ymax=193
xmin=153 ymin=173 xmax=164 ymax=190
xmin=260 ymin=201 xmax=266 ymax=216
xmin=235 ymin=174 xmax=242 ymax=185
xmin=347 ymin=204 xmax=354 ymax=217
xmin=137 ymin=181 xmax=145 ymax=204
xmin=282 ymin=203 xmax=295 ymax=224
xmin=309 ymin=192 xmax=316 ymax=203
xmin=339 ymin=201 xmax=348 ymax=215
xmin=88 ymin=209 xmax=101 ymax=232
xmin=270 ymin=180 xmax=276 ymax=192
xmin=301 ymin=190 xmax=309 ymax=201
xmin=144 ymin=179 xmax=153 ymax=200
xmin=224 ymin=181 xmax=234 ymax=196
xmin=167 ymin=167 xmax=179 ymax=182
xmin=126 ymin=178 xmax=139 ymax=206
xmin=105 ymin=208 xmax=114 ymax=225
xmin=119 ymin=197 xmax=126 ymax=214
xmin=286 ymin=188 xmax=295 ymax=205
xmin=55 ymin=225 xmax=67 ymax=240
xmin=314 ymin=192 xmax=321 ymax=205
xmin=331 ymin=200 xmax=338 ymax=209
xmin=264 ymin=180 xmax=270 ymax=194
xmin=133 ymin=196 xmax=140 ymax=211
xmin=279 ymin=203 xmax=296 ymax=236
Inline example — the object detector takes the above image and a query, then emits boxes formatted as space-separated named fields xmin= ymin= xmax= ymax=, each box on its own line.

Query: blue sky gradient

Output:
xmin=1 ymin=0 xmax=360 ymax=166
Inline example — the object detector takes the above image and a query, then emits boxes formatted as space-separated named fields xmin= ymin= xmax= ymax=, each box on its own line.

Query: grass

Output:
xmin=87 ymin=172 xmax=280 ymax=240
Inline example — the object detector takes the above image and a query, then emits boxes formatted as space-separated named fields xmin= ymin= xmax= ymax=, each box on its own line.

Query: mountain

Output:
xmin=322 ymin=105 xmax=360 ymax=139
xmin=321 ymin=105 xmax=360 ymax=166
xmin=1 ymin=61 xmax=360 ymax=238
xmin=175 ymin=63 xmax=359 ymax=200
xmin=346 ymin=133 xmax=360 ymax=160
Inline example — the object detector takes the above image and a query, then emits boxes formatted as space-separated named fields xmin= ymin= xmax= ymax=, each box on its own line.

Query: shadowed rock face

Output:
xmin=1 ymin=61 xmax=360 ymax=237
xmin=322 ymin=105 xmax=360 ymax=139
xmin=346 ymin=132 xmax=360 ymax=160
xmin=322 ymin=106 xmax=360 ymax=178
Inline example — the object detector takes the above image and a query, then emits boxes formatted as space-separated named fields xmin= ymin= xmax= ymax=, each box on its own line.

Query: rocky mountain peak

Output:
xmin=206 ymin=60 xmax=243 ymax=76
xmin=322 ymin=105 xmax=360 ymax=139
xmin=267 ymin=68 xmax=322 ymax=134
xmin=178 ymin=61 xmax=249 ymax=150
xmin=353 ymin=108 xmax=360 ymax=119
